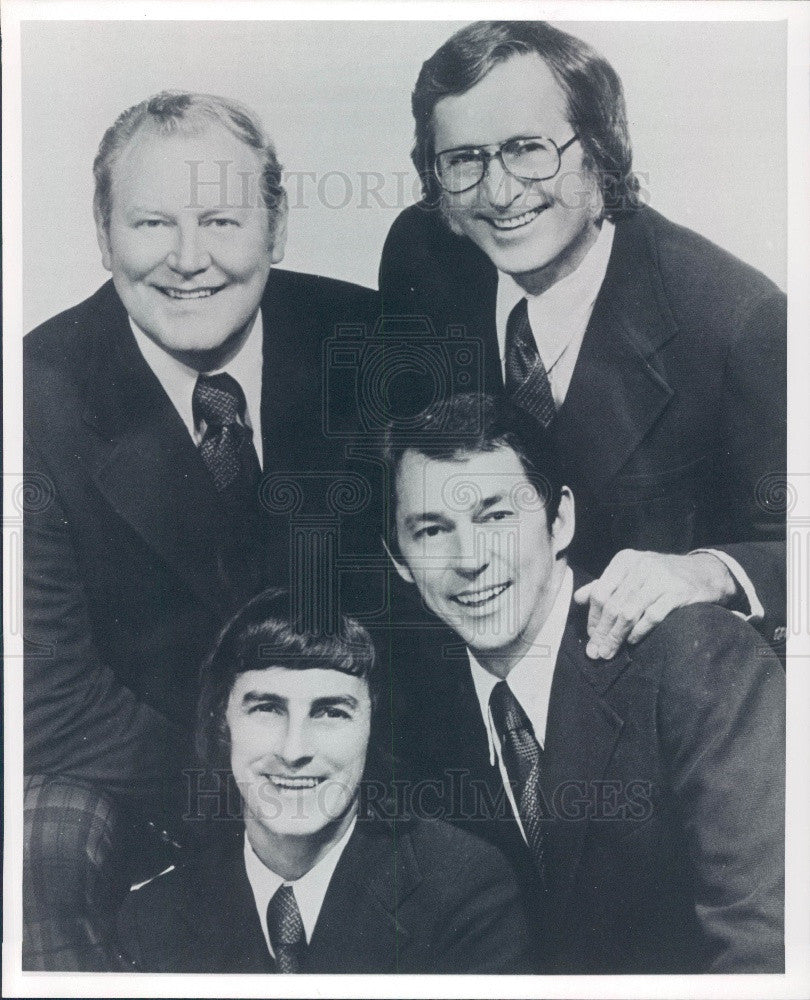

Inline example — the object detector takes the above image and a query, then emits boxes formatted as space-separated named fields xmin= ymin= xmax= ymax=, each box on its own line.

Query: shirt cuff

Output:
xmin=691 ymin=549 xmax=764 ymax=623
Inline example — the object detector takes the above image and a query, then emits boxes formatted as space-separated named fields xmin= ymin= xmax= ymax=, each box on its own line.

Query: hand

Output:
xmin=573 ymin=550 xmax=739 ymax=660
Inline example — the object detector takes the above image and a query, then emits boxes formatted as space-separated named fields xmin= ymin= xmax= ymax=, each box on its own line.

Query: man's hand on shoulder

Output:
xmin=573 ymin=550 xmax=739 ymax=660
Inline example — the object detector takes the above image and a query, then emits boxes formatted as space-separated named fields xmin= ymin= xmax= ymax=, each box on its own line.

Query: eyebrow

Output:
xmin=310 ymin=696 xmax=359 ymax=712
xmin=239 ymin=691 xmax=360 ymax=711
xmin=403 ymin=511 xmax=453 ymax=532
xmin=198 ymin=206 xmax=242 ymax=218
xmin=403 ymin=492 xmax=509 ymax=530
xmin=477 ymin=493 xmax=508 ymax=514
xmin=241 ymin=691 xmax=286 ymax=707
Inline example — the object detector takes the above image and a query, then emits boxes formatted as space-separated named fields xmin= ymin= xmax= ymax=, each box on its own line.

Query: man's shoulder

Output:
xmin=384 ymin=203 xmax=451 ymax=251
xmin=266 ymin=267 xmax=378 ymax=314
xmin=619 ymin=206 xmax=783 ymax=311
xmin=119 ymin=837 xmax=244 ymax=938
xmin=631 ymin=602 xmax=784 ymax=697
xmin=380 ymin=203 xmax=495 ymax=294
xmin=396 ymin=815 xmax=517 ymax=886
xmin=25 ymin=280 xmax=123 ymax=365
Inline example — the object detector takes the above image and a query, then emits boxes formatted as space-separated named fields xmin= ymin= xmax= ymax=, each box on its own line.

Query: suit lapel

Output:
xmin=305 ymin=819 xmax=421 ymax=973
xmin=80 ymin=283 xmax=229 ymax=613
xmin=257 ymin=270 xmax=331 ymax=472
xmin=552 ymin=212 xmax=679 ymax=492
xmin=188 ymin=835 xmax=274 ymax=973
xmin=542 ymin=598 xmax=626 ymax=911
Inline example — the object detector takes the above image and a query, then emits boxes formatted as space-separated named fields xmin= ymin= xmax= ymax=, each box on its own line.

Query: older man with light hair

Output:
xmin=23 ymin=91 xmax=378 ymax=969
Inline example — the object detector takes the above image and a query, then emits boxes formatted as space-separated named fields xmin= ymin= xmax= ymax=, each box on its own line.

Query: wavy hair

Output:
xmin=411 ymin=21 xmax=640 ymax=219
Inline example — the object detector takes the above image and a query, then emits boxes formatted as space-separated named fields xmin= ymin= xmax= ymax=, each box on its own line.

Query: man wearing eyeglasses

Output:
xmin=379 ymin=21 xmax=786 ymax=662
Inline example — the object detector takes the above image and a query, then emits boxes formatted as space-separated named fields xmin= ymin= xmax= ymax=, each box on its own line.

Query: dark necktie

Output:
xmin=489 ymin=680 xmax=547 ymax=884
xmin=504 ymin=297 xmax=557 ymax=429
xmin=192 ymin=372 xmax=261 ymax=497
xmin=192 ymin=372 xmax=269 ymax=607
xmin=266 ymin=884 xmax=306 ymax=974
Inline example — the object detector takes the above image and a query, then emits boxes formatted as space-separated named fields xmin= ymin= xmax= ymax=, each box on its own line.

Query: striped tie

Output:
xmin=266 ymin=884 xmax=306 ymax=973
xmin=489 ymin=680 xmax=547 ymax=885
xmin=504 ymin=297 xmax=557 ymax=429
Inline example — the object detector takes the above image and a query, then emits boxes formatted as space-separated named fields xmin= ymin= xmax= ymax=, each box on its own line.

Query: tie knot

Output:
xmin=506 ymin=296 xmax=530 ymax=335
xmin=192 ymin=372 xmax=247 ymax=428
xmin=266 ymin=884 xmax=305 ymax=949
xmin=489 ymin=680 xmax=533 ymax=736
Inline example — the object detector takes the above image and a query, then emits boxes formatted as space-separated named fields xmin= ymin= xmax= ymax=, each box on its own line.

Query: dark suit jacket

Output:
xmin=116 ymin=815 xmax=532 ymax=973
xmin=389 ymin=587 xmax=785 ymax=974
xmin=23 ymin=272 xmax=380 ymax=814
xmin=379 ymin=205 xmax=787 ymax=643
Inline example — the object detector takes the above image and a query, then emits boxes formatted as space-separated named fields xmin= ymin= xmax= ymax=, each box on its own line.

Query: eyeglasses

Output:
xmin=433 ymin=134 xmax=579 ymax=194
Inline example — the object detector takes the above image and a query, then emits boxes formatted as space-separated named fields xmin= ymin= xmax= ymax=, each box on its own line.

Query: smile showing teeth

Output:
xmin=453 ymin=582 xmax=511 ymax=608
xmin=488 ymin=206 xmax=545 ymax=231
xmin=268 ymin=775 xmax=322 ymax=791
xmin=160 ymin=287 xmax=221 ymax=299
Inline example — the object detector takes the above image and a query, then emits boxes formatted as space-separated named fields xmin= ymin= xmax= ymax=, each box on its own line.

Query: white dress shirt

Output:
xmin=130 ymin=311 xmax=265 ymax=468
xmin=495 ymin=220 xmax=615 ymax=408
xmin=243 ymin=816 xmax=357 ymax=957
xmin=494 ymin=223 xmax=761 ymax=622
xmin=468 ymin=568 xmax=574 ymax=843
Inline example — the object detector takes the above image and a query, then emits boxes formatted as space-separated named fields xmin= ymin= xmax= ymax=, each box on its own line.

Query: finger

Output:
xmin=626 ymin=595 xmax=681 ymax=645
xmin=585 ymin=598 xmax=644 ymax=660
xmin=587 ymin=602 xmax=640 ymax=659
xmin=573 ymin=582 xmax=594 ymax=605
xmin=586 ymin=568 xmax=627 ymax=637
xmin=586 ymin=556 xmax=646 ymax=646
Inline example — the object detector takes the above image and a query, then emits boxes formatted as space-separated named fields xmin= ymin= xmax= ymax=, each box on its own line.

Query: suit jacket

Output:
xmin=23 ymin=271 xmax=380 ymax=813
xmin=116 ymin=814 xmax=532 ymax=973
xmin=388 ymin=586 xmax=785 ymax=974
xmin=379 ymin=204 xmax=787 ymax=643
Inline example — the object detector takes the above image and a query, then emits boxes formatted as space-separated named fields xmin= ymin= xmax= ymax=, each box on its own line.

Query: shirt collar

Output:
xmin=469 ymin=566 xmax=574 ymax=762
xmin=129 ymin=310 xmax=264 ymax=449
xmin=243 ymin=815 xmax=357 ymax=952
xmin=496 ymin=219 xmax=615 ymax=372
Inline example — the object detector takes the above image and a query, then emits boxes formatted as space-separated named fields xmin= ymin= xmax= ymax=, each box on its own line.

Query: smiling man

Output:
xmin=382 ymin=393 xmax=784 ymax=974
xmin=379 ymin=20 xmax=786 ymax=661
xmin=117 ymin=588 xmax=530 ymax=973
xmin=23 ymin=91 xmax=379 ymax=969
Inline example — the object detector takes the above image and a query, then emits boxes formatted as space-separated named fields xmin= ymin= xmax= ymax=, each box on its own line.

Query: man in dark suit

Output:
xmin=379 ymin=20 xmax=786 ymax=659
xmin=23 ymin=91 xmax=379 ymax=969
xmin=117 ymin=588 xmax=530 ymax=973
xmin=381 ymin=393 xmax=785 ymax=973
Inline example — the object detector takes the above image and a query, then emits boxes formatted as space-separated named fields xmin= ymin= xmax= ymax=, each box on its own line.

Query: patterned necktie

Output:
xmin=192 ymin=372 xmax=261 ymax=496
xmin=504 ymin=297 xmax=557 ymax=429
xmin=266 ymin=884 xmax=306 ymax=974
xmin=489 ymin=680 xmax=547 ymax=885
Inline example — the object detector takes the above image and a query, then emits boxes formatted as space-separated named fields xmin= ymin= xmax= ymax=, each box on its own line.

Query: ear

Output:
xmin=270 ymin=192 xmax=288 ymax=265
xmin=95 ymin=213 xmax=113 ymax=272
xmin=381 ymin=536 xmax=415 ymax=586
xmin=551 ymin=486 xmax=575 ymax=557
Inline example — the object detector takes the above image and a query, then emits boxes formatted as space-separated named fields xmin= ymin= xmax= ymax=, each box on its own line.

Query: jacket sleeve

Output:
xmin=24 ymin=426 xmax=183 ymax=799
xmin=713 ymin=289 xmax=787 ymax=637
xmin=656 ymin=605 xmax=785 ymax=972
xmin=426 ymin=829 xmax=535 ymax=974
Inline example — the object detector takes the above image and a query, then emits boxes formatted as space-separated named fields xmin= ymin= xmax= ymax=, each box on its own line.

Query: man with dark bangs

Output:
xmin=117 ymin=588 xmax=530 ymax=973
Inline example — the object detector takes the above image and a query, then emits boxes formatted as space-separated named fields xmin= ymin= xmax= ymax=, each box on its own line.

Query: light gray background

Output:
xmin=21 ymin=18 xmax=786 ymax=331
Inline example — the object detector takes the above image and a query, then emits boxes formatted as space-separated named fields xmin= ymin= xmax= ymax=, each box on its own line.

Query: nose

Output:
xmin=451 ymin=522 xmax=491 ymax=581
xmin=167 ymin=224 xmax=211 ymax=277
xmin=479 ymin=155 xmax=525 ymax=209
xmin=274 ymin=714 xmax=314 ymax=769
